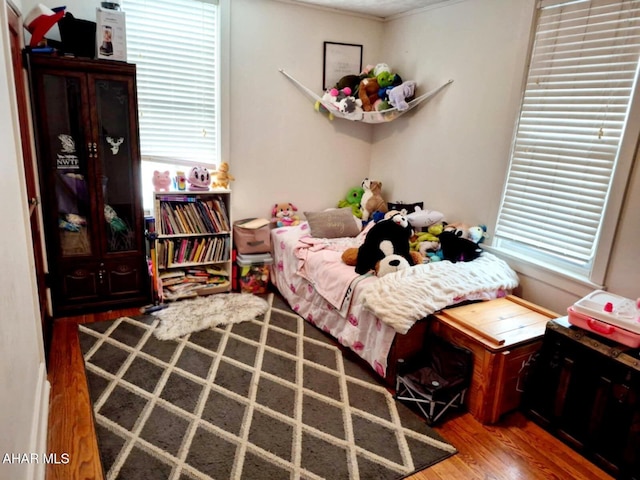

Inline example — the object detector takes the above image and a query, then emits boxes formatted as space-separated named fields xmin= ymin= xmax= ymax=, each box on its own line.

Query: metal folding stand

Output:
xmin=394 ymin=336 xmax=473 ymax=425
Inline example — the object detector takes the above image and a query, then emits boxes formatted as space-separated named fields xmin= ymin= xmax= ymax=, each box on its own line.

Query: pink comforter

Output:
xmin=293 ymin=228 xmax=375 ymax=314
xmin=271 ymin=223 xmax=394 ymax=378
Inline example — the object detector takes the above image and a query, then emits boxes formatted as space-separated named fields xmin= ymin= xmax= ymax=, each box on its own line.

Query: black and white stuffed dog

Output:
xmin=355 ymin=212 xmax=416 ymax=274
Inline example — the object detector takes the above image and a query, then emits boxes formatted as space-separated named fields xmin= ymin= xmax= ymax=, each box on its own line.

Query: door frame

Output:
xmin=7 ymin=0 xmax=52 ymax=353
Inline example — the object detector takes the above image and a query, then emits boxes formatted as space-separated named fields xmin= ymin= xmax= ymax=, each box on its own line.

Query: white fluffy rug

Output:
xmin=151 ymin=293 xmax=269 ymax=340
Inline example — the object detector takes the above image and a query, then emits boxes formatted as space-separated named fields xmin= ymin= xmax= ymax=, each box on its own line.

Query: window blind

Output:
xmin=495 ymin=0 xmax=640 ymax=267
xmin=124 ymin=0 xmax=218 ymax=166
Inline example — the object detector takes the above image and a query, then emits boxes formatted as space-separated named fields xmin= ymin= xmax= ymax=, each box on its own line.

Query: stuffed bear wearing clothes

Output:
xmin=272 ymin=202 xmax=299 ymax=227
xmin=342 ymin=212 xmax=422 ymax=274
xmin=388 ymin=81 xmax=417 ymax=111
xmin=212 ymin=162 xmax=235 ymax=189
xmin=360 ymin=178 xmax=388 ymax=221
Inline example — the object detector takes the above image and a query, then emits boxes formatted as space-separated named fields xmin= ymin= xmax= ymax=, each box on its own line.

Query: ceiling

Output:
xmin=285 ymin=0 xmax=452 ymax=20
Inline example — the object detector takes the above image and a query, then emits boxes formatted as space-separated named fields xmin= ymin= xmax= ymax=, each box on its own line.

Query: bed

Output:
xmin=269 ymin=220 xmax=520 ymax=385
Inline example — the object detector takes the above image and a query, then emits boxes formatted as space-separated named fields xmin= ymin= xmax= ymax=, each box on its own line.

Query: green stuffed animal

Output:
xmin=410 ymin=223 xmax=445 ymax=250
xmin=377 ymin=71 xmax=396 ymax=88
xmin=338 ymin=186 xmax=365 ymax=218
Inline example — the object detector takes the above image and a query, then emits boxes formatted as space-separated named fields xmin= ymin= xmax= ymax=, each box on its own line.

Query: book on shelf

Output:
xmin=161 ymin=265 xmax=230 ymax=300
xmin=196 ymin=202 xmax=217 ymax=233
xmin=161 ymin=276 xmax=187 ymax=287
xmin=156 ymin=194 xmax=197 ymax=203
xmin=159 ymin=269 xmax=185 ymax=279
xmin=174 ymin=205 xmax=190 ymax=233
xmin=177 ymin=238 xmax=188 ymax=263
xmin=157 ymin=195 xmax=229 ymax=235
xmin=207 ymin=266 xmax=229 ymax=277
xmin=193 ymin=239 xmax=205 ymax=263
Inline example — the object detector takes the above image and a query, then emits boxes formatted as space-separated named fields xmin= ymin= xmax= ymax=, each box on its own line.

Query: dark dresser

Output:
xmin=523 ymin=316 xmax=640 ymax=479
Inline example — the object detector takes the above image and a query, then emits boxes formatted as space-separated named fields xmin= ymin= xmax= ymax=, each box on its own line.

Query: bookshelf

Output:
xmin=152 ymin=190 xmax=232 ymax=301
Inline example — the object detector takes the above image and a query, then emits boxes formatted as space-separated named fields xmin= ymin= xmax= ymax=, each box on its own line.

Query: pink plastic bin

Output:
xmin=567 ymin=306 xmax=640 ymax=348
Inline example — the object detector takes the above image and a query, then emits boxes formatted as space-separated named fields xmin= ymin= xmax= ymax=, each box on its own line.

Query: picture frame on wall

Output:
xmin=322 ymin=41 xmax=363 ymax=91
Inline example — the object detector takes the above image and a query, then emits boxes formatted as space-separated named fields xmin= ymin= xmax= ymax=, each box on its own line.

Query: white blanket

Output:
xmin=360 ymin=253 xmax=519 ymax=334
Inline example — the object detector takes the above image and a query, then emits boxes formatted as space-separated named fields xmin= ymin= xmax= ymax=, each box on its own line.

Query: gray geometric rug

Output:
xmin=78 ymin=293 xmax=456 ymax=480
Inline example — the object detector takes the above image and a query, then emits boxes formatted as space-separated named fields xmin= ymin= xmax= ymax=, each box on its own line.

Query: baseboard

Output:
xmin=26 ymin=361 xmax=51 ymax=480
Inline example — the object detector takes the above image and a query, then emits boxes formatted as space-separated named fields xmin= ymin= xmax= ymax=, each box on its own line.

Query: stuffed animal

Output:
xmin=410 ymin=223 xmax=446 ymax=258
xmin=358 ymin=77 xmax=380 ymax=112
xmin=187 ymin=166 xmax=210 ymax=191
xmin=342 ymin=212 xmax=421 ymax=274
xmin=388 ymin=81 xmax=417 ymax=111
xmin=373 ymin=63 xmax=391 ymax=77
xmin=375 ymin=240 xmax=411 ymax=277
xmin=468 ymin=224 xmax=488 ymax=244
xmin=439 ymin=230 xmax=483 ymax=263
xmin=337 ymin=96 xmax=364 ymax=120
xmin=377 ymin=72 xmax=403 ymax=101
xmin=443 ymin=222 xmax=471 ymax=239
xmin=334 ymin=73 xmax=370 ymax=94
xmin=316 ymin=87 xmax=363 ymax=120
xmin=410 ymin=231 xmax=441 ymax=251
xmin=152 ymin=170 xmax=172 ymax=191
xmin=360 ymin=178 xmax=388 ymax=221
xmin=272 ymin=202 xmax=299 ymax=227
xmin=212 ymin=162 xmax=235 ymax=189
xmin=337 ymin=186 xmax=364 ymax=218
xmin=406 ymin=206 xmax=445 ymax=229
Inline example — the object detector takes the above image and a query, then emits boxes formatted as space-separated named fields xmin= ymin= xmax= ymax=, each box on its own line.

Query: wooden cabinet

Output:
xmin=28 ymin=55 xmax=148 ymax=315
xmin=523 ymin=317 xmax=640 ymax=478
xmin=430 ymin=296 xmax=557 ymax=424
xmin=153 ymin=191 xmax=232 ymax=301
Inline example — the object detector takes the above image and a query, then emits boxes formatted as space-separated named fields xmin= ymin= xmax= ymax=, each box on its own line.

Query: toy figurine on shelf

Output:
xmin=175 ymin=170 xmax=186 ymax=191
xmin=187 ymin=166 xmax=210 ymax=191
xmin=152 ymin=170 xmax=171 ymax=192
xmin=212 ymin=162 xmax=235 ymax=189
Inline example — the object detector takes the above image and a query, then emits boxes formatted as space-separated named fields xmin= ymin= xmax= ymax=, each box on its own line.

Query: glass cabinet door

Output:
xmin=94 ymin=77 xmax=138 ymax=253
xmin=40 ymin=73 xmax=94 ymax=258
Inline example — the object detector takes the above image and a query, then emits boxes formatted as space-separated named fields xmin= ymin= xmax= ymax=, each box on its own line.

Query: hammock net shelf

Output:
xmin=280 ymin=69 xmax=453 ymax=124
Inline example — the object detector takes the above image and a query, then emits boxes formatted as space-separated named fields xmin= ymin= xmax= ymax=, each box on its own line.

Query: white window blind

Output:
xmin=495 ymin=0 xmax=640 ymax=273
xmin=125 ymin=0 xmax=218 ymax=166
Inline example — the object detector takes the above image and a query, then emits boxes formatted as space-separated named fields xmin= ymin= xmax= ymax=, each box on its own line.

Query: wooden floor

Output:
xmin=46 ymin=308 xmax=613 ymax=480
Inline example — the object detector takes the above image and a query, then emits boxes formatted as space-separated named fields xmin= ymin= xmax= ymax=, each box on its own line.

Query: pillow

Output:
xmin=304 ymin=208 xmax=362 ymax=238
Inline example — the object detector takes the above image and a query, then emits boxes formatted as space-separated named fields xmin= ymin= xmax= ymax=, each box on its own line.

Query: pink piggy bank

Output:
xmin=152 ymin=170 xmax=171 ymax=191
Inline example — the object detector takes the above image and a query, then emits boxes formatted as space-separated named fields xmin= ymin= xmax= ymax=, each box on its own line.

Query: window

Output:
xmin=125 ymin=0 xmax=219 ymax=214
xmin=494 ymin=0 xmax=640 ymax=286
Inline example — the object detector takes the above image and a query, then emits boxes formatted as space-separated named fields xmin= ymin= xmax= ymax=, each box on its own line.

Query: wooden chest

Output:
xmin=430 ymin=296 xmax=558 ymax=424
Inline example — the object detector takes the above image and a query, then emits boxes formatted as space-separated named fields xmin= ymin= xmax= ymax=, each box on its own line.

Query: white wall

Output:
xmin=0 ymin=1 xmax=49 ymax=478
xmin=228 ymin=0 xmax=381 ymax=219
xmin=371 ymin=0 xmax=534 ymax=232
